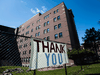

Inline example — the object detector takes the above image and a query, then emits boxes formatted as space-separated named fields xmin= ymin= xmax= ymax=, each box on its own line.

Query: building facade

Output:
xmin=16 ymin=2 xmax=80 ymax=66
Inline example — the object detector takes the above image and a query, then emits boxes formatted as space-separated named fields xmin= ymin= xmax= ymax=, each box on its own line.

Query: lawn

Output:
xmin=0 ymin=63 xmax=100 ymax=75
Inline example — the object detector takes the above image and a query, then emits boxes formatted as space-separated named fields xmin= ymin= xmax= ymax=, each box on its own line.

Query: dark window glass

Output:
xmin=47 ymin=36 xmax=50 ymax=40
xmin=32 ymin=23 xmax=34 ymax=26
xmin=57 ymin=16 xmax=60 ymax=20
xmin=53 ymin=17 xmax=56 ymax=22
xmin=31 ymin=29 xmax=33 ymax=32
xmin=29 ymin=50 xmax=31 ymax=54
xmin=57 ymin=9 xmax=59 ymax=12
xmin=22 ymin=29 xmax=24 ymax=31
xmin=58 ymin=23 xmax=61 ymax=28
xmin=44 ymin=22 xmax=46 ymax=26
xmin=21 ymin=34 xmax=24 ymax=36
xmin=19 ymin=45 xmax=22 ymax=49
xmin=47 ymin=21 xmax=49 ymax=25
xmin=55 ymin=34 xmax=58 ymax=39
xmin=44 ymin=29 xmax=46 ymax=34
xmin=47 ymin=28 xmax=49 ymax=33
xmin=54 ymin=11 xmax=56 ymax=14
xmin=26 ymin=31 xmax=29 ymax=35
xmin=38 ymin=25 xmax=41 ymax=29
xmin=59 ymin=32 xmax=63 ymax=38
xmin=35 ymin=33 xmax=37 ymax=37
xmin=30 ymin=42 xmax=31 ymax=46
xmin=20 ymin=39 xmax=23 ymax=43
xmin=30 ymin=35 xmax=32 ymax=37
xmin=43 ymin=37 xmax=46 ymax=40
xmin=27 ymin=25 xmax=30 ymax=29
xmin=48 ymin=14 xmax=49 ymax=17
xmin=24 ymin=44 xmax=27 ymax=47
xmin=54 ymin=25 xmax=57 ymax=30
xmin=36 ymin=27 xmax=38 ymax=30
xmin=25 ymin=38 xmax=28 ymax=41
xmin=38 ymin=32 xmax=40 ymax=36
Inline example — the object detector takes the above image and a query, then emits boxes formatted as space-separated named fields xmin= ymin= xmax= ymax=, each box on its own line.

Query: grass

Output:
xmin=0 ymin=63 xmax=100 ymax=75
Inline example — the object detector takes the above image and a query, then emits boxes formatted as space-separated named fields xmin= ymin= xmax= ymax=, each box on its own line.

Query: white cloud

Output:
xmin=21 ymin=0 xmax=27 ymax=4
xmin=31 ymin=8 xmax=36 ymax=14
xmin=35 ymin=8 xmax=40 ymax=12
xmin=31 ymin=6 xmax=47 ymax=14
xmin=10 ymin=26 xmax=16 ymax=28
xmin=41 ymin=10 xmax=44 ymax=13
xmin=42 ymin=6 xmax=47 ymax=11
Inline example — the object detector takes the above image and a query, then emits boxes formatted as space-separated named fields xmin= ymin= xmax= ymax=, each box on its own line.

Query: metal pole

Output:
xmin=65 ymin=64 xmax=67 ymax=75
xmin=34 ymin=70 xmax=36 ymax=75
xmin=34 ymin=45 xmax=38 ymax=75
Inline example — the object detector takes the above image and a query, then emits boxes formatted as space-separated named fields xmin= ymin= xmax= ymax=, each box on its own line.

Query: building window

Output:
xmin=36 ymin=27 xmax=38 ymax=30
xmin=32 ymin=23 xmax=34 ymax=26
xmin=24 ymin=44 xmax=27 ymax=47
xmin=29 ymin=57 xmax=30 ymax=62
xmin=19 ymin=45 xmax=22 ymax=49
xmin=26 ymin=31 xmax=29 ymax=35
xmin=57 ymin=16 xmax=60 ymax=20
xmin=47 ymin=21 xmax=49 ymax=25
xmin=30 ymin=35 xmax=32 ymax=37
xmin=23 ymin=51 xmax=26 ymax=55
xmin=26 ymin=25 xmax=30 ymax=29
xmin=44 ymin=22 xmax=46 ymax=26
xmin=38 ymin=25 xmax=41 ymax=29
xmin=54 ymin=25 xmax=57 ymax=30
xmin=38 ymin=32 xmax=40 ymax=36
xmin=35 ymin=33 xmax=37 ymax=37
xmin=47 ymin=14 xmax=49 ymax=17
xmin=54 ymin=11 xmax=56 ymax=14
xmin=57 ymin=9 xmax=59 ymax=12
xmin=29 ymin=50 xmax=31 ymax=54
xmin=21 ymin=34 xmax=24 ymax=36
xmin=47 ymin=36 xmax=50 ymax=40
xmin=20 ymin=39 xmax=23 ymax=43
xmin=53 ymin=17 xmax=56 ymax=22
xmin=31 ymin=29 xmax=33 ymax=32
xmin=43 ymin=37 xmax=46 ymax=40
xmin=22 ymin=29 xmax=24 ymax=31
xmin=55 ymin=34 xmax=58 ymax=39
xmin=58 ymin=23 xmax=61 ymax=28
xmin=25 ymin=38 xmax=28 ymax=41
xmin=44 ymin=16 xmax=46 ymax=19
xmin=44 ymin=14 xmax=49 ymax=19
xmin=44 ymin=29 xmax=46 ymax=34
xmin=47 ymin=28 xmax=49 ymax=33
xmin=59 ymin=32 xmax=63 ymax=38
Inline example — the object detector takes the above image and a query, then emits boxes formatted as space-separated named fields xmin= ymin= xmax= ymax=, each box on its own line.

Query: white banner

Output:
xmin=29 ymin=38 xmax=69 ymax=70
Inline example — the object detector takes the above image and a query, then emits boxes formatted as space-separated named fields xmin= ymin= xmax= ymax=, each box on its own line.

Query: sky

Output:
xmin=0 ymin=0 xmax=100 ymax=45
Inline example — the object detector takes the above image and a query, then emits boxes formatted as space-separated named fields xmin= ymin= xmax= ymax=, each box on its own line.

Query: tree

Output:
xmin=82 ymin=27 xmax=100 ymax=61
xmin=82 ymin=27 xmax=99 ymax=50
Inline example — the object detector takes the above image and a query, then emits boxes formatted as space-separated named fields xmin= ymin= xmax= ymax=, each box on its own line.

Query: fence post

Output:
xmin=65 ymin=64 xmax=67 ymax=75
xmin=34 ymin=70 xmax=36 ymax=75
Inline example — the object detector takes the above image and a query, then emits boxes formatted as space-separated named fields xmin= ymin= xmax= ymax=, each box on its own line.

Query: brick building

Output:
xmin=16 ymin=2 xmax=80 ymax=66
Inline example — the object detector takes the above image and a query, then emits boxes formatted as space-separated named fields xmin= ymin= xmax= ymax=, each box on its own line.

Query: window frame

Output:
xmin=57 ymin=15 xmax=60 ymax=20
xmin=47 ymin=28 xmax=49 ymax=33
xmin=59 ymin=32 xmax=63 ymax=38
xmin=55 ymin=34 xmax=58 ymax=39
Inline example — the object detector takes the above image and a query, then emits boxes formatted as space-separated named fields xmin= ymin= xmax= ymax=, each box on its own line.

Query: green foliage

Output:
xmin=68 ymin=49 xmax=95 ymax=59
xmin=82 ymin=27 xmax=100 ymax=49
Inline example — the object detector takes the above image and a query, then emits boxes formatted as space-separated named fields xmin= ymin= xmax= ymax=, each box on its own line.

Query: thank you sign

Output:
xmin=29 ymin=38 xmax=69 ymax=70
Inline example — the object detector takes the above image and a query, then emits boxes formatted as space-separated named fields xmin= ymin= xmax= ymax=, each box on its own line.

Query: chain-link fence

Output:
xmin=0 ymin=30 xmax=68 ymax=75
